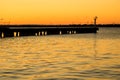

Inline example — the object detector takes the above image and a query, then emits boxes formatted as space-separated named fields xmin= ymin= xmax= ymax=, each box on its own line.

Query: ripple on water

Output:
xmin=64 ymin=69 xmax=120 ymax=80
xmin=0 ymin=28 xmax=120 ymax=80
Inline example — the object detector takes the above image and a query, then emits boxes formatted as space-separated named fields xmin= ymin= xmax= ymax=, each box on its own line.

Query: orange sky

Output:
xmin=0 ymin=0 xmax=120 ymax=24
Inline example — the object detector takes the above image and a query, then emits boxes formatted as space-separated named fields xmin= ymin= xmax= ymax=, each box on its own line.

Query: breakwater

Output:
xmin=0 ymin=25 xmax=99 ymax=38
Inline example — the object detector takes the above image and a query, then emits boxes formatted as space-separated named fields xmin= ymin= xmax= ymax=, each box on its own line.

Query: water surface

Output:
xmin=0 ymin=27 xmax=120 ymax=80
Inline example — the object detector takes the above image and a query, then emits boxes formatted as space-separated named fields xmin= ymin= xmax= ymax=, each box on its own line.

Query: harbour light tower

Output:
xmin=94 ymin=16 xmax=98 ymax=27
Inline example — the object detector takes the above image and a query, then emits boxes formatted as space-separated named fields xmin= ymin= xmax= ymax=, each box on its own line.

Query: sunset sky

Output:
xmin=0 ymin=0 xmax=120 ymax=24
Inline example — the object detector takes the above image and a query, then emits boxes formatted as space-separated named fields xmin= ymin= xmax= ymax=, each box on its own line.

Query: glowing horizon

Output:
xmin=0 ymin=0 xmax=120 ymax=24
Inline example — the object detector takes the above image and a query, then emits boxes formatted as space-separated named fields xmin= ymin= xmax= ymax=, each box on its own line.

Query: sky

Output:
xmin=0 ymin=0 xmax=120 ymax=24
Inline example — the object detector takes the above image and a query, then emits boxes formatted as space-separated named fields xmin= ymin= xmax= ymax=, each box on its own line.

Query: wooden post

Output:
xmin=1 ymin=32 xmax=4 ymax=38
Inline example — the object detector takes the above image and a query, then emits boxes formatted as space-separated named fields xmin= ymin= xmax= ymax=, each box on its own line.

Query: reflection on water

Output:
xmin=0 ymin=27 xmax=120 ymax=80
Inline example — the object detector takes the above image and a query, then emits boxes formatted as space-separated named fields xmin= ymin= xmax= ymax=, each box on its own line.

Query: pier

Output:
xmin=0 ymin=25 xmax=99 ymax=38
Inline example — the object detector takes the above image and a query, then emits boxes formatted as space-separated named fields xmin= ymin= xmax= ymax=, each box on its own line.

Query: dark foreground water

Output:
xmin=0 ymin=27 xmax=120 ymax=80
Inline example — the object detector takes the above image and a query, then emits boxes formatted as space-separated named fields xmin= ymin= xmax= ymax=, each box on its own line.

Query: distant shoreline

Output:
xmin=0 ymin=24 xmax=120 ymax=27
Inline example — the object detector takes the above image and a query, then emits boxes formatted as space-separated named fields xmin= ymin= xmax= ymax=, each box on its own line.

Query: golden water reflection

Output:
xmin=0 ymin=33 xmax=120 ymax=80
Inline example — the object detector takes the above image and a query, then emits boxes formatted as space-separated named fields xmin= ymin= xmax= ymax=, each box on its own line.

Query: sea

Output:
xmin=0 ymin=27 xmax=120 ymax=80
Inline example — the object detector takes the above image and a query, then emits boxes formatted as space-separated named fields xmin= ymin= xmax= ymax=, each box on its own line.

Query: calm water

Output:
xmin=0 ymin=27 xmax=120 ymax=80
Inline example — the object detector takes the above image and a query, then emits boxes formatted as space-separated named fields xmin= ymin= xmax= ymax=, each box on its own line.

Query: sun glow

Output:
xmin=0 ymin=0 xmax=120 ymax=24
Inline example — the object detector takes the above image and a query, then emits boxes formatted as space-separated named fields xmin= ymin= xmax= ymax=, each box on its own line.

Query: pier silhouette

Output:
xmin=0 ymin=24 xmax=99 ymax=38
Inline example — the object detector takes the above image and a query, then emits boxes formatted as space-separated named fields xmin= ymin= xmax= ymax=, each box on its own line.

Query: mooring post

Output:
xmin=14 ymin=32 xmax=17 ymax=37
xmin=59 ymin=31 xmax=62 ymax=35
xmin=18 ymin=32 xmax=20 ymax=37
xmin=35 ymin=33 xmax=38 ymax=36
xmin=45 ymin=31 xmax=47 ymax=35
xmin=38 ymin=32 xmax=40 ymax=36
xmin=1 ymin=32 xmax=4 ymax=38
xmin=74 ymin=31 xmax=76 ymax=34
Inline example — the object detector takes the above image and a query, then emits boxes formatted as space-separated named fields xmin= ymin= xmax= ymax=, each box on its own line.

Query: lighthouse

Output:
xmin=94 ymin=16 xmax=98 ymax=27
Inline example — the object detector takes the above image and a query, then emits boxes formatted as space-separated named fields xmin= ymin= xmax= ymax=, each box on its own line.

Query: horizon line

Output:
xmin=0 ymin=23 xmax=120 ymax=25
